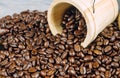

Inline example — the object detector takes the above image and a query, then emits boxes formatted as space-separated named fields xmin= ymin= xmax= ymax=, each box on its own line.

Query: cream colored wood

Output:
xmin=118 ymin=13 xmax=120 ymax=30
xmin=47 ymin=0 xmax=119 ymax=48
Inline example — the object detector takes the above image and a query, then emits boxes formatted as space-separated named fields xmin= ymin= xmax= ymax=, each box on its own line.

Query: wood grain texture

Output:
xmin=118 ymin=13 xmax=120 ymax=30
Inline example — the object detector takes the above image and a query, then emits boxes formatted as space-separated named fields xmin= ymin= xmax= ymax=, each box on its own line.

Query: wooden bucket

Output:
xmin=47 ymin=0 xmax=119 ymax=48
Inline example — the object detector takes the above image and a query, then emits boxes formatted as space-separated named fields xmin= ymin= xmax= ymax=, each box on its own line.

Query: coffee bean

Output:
xmin=68 ymin=67 xmax=76 ymax=76
xmin=63 ymin=64 xmax=69 ymax=72
xmin=93 ymin=50 xmax=102 ymax=55
xmin=58 ymin=44 xmax=65 ymax=50
xmin=0 ymin=71 xmax=7 ymax=76
xmin=18 ymin=71 xmax=24 ymax=77
xmin=77 ymin=52 xmax=84 ymax=58
xmin=0 ymin=29 xmax=9 ymax=36
xmin=74 ymin=30 xmax=82 ymax=36
xmin=104 ymin=46 xmax=112 ymax=52
xmin=74 ymin=44 xmax=81 ymax=52
xmin=0 ymin=59 xmax=8 ymax=66
xmin=28 ymin=67 xmax=37 ymax=73
xmin=31 ymin=72 xmax=39 ymax=78
xmin=0 ymin=52 xmax=5 ymax=59
xmin=98 ymin=67 xmax=106 ymax=72
xmin=49 ymin=58 xmax=54 ymax=63
xmin=113 ymin=56 xmax=120 ymax=62
xmin=47 ymin=69 xmax=55 ymax=76
xmin=84 ymin=55 xmax=93 ymax=61
xmin=61 ymin=59 xmax=67 ymax=65
xmin=110 ymin=35 xmax=116 ymax=42
xmin=104 ymin=39 xmax=109 ymax=45
xmin=92 ymin=61 xmax=99 ymax=68
xmin=80 ymin=66 xmax=86 ymax=74
xmin=97 ymin=42 xmax=103 ymax=46
xmin=44 ymin=41 xmax=49 ymax=48
xmin=40 ymin=70 xmax=47 ymax=77
xmin=61 ymin=51 xmax=68 ymax=59
xmin=46 ymin=48 xmax=54 ymax=54
xmin=67 ymin=40 xmax=73 ymax=45
xmin=55 ymin=57 xmax=62 ymax=64
xmin=111 ymin=62 xmax=119 ymax=68
xmin=69 ymin=49 xmax=75 ymax=56
xmin=68 ymin=57 xmax=75 ymax=63
xmin=105 ymin=71 xmax=111 ymax=78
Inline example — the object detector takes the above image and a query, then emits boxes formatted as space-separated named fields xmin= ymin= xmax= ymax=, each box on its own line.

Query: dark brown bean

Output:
xmin=69 ymin=49 xmax=75 ymax=56
xmin=44 ymin=41 xmax=49 ymax=47
xmin=47 ymin=69 xmax=55 ymax=76
xmin=92 ymin=61 xmax=99 ymax=68
xmin=28 ymin=67 xmax=37 ymax=73
xmin=68 ymin=67 xmax=76 ymax=76
xmin=40 ymin=70 xmax=47 ymax=77
xmin=68 ymin=57 xmax=75 ymax=63
xmin=61 ymin=51 xmax=68 ymax=59
xmin=98 ymin=67 xmax=106 ymax=72
xmin=55 ymin=57 xmax=62 ymax=64
xmin=0 ymin=29 xmax=9 ymax=36
xmin=93 ymin=50 xmax=102 ymax=55
xmin=84 ymin=55 xmax=93 ymax=61
xmin=31 ymin=72 xmax=39 ymax=78
xmin=80 ymin=66 xmax=86 ymax=75
xmin=105 ymin=71 xmax=111 ymax=78
xmin=104 ymin=46 xmax=112 ymax=52
xmin=74 ymin=44 xmax=81 ymax=52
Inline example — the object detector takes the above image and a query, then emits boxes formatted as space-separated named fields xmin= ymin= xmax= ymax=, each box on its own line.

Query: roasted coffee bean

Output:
xmin=92 ymin=61 xmax=99 ymax=68
xmin=18 ymin=71 xmax=24 ymax=77
xmin=58 ymin=44 xmax=65 ymax=50
xmin=0 ymin=70 xmax=7 ymax=76
xmin=111 ymin=62 xmax=119 ymax=68
xmin=31 ymin=72 xmax=39 ymax=78
xmin=47 ymin=69 xmax=55 ymax=76
xmin=67 ymin=40 xmax=73 ymax=45
xmin=84 ymin=55 xmax=93 ymax=61
xmin=0 ymin=29 xmax=9 ymax=36
xmin=104 ymin=46 xmax=112 ymax=52
xmin=105 ymin=71 xmax=111 ymax=78
xmin=93 ymin=50 xmax=102 ymax=55
xmin=55 ymin=57 xmax=62 ymax=64
xmin=61 ymin=51 xmax=68 ymax=59
xmin=49 ymin=58 xmax=54 ymax=63
xmin=40 ymin=70 xmax=47 ymax=77
xmin=74 ymin=30 xmax=82 ymax=36
xmin=28 ymin=67 xmax=37 ymax=73
xmin=69 ymin=49 xmax=75 ymax=56
xmin=104 ymin=39 xmax=109 ymax=45
xmin=68 ymin=57 xmax=75 ymax=63
xmin=98 ymin=67 xmax=106 ymax=72
xmin=80 ymin=66 xmax=86 ymax=75
xmin=0 ymin=59 xmax=8 ymax=66
xmin=44 ymin=41 xmax=49 ymax=48
xmin=63 ymin=64 xmax=69 ymax=72
xmin=77 ymin=52 xmax=84 ymax=58
xmin=68 ymin=67 xmax=76 ymax=76
xmin=74 ymin=44 xmax=81 ymax=52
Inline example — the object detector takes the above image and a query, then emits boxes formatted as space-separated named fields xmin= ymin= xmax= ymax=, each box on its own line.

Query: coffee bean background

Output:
xmin=0 ymin=7 xmax=120 ymax=78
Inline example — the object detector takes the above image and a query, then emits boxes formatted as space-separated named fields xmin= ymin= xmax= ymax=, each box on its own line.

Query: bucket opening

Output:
xmin=50 ymin=2 xmax=87 ymax=43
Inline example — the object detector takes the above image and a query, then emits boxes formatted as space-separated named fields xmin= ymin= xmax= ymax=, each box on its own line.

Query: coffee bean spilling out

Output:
xmin=0 ymin=6 xmax=120 ymax=78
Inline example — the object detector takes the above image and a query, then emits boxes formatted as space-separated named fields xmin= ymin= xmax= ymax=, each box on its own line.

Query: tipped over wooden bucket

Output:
xmin=47 ymin=0 xmax=119 ymax=48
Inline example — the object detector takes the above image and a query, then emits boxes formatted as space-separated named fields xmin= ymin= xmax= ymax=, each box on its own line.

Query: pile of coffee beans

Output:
xmin=0 ymin=6 xmax=120 ymax=78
